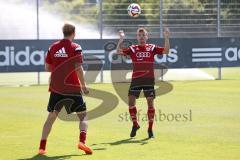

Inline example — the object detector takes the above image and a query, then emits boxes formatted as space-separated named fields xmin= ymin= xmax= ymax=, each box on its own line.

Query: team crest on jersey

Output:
xmin=146 ymin=47 xmax=151 ymax=51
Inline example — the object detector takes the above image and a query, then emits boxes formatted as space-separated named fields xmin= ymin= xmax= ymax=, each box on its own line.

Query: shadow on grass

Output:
xmin=93 ymin=148 xmax=107 ymax=151
xmin=20 ymin=138 xmax=149 ymax=159
xmin=92 ymin=137 xmax=150 ymax=146
xmin=18 ymin=154 xmax=88 ymax=160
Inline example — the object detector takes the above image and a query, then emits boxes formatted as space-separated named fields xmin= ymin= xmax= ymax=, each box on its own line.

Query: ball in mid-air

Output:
xmin=127 ymin=3 xmax=141 ymax=18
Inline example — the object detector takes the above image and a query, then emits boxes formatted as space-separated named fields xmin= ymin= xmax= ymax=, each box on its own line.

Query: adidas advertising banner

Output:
xmin=0 ymin=38 xmax=240 ymax=72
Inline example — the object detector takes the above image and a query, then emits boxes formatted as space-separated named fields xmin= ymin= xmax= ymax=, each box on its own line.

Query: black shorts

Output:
xmin=47 ymin=92 xmax=86 ymax=114
xmin=128 ymin=78 xmax=155 ymax=98
xmin=128 ymin=85 xmax=155 ymax=99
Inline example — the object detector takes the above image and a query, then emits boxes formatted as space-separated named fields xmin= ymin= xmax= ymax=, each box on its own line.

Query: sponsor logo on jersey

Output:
xmin=136 ymin=52 xmax=151 ymax=58
xmin=54 ymin=47 xmax=68 ymax=57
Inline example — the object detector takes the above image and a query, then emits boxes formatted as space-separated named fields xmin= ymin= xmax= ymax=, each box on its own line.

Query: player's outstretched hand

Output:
xmin=81 ymin=86 xmax=89 ymax=95
xmin=163 ymin=27 xmax=170 ymax=39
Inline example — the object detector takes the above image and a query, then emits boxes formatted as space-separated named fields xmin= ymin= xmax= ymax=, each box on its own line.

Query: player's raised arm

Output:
xmin=116 ymin=30 xmax=125 ymax=55
xmin=116 ymin=30 xmax=133 ymax=56
xmin=162 ymin=27 xmax=170 ymax=54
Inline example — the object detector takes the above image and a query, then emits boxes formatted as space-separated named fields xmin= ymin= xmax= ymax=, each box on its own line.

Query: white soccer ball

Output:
xmin=127 ymin=3 xmax=141 ymax=18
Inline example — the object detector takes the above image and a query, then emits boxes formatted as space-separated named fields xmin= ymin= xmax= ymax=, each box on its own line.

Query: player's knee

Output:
xmin=79 ymin=113 xmax=88 ymax=128
xmin=45 ymin=118 xmax=56 ymax=127
xmin=77 ymin=111 xmax=87 ymax=121
xmin=128 ymin=95 xmax=136 ymax=106
xmin=48 ymin=112 xmax=58 ymax=121
xmin=146 ymin=97 xmax=154 ymax=107
xmin=128 ymin=101 xmax=136 ymax=106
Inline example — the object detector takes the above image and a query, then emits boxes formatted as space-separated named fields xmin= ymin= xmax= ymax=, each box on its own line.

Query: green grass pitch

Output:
xmin=0 ymin=67 xmax=240 ymax=160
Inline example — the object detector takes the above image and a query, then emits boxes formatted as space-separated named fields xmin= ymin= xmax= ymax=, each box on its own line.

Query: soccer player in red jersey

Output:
xmin=38 ymin=23 xmax=92 ymax=155
xmin=116 ymin=27 xmax=170 ymax=138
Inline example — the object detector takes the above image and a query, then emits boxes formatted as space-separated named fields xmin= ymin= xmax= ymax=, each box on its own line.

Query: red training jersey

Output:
xmin=122 ymin=44 xmax=164 ymax=80
xmin=45 ymin=39 xmax=83 ymax=94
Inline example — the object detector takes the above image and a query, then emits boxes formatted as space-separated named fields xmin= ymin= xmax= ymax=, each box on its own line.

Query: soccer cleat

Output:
xmin=38 ymin=149 xmax=46 ymax=155
xmin=78 ymin=142 xmax=93 ymax=154
xmin=130 ymin=125 xmax=140 ymax=137
xmin=148 ymin=130 xmax=154 ymax=138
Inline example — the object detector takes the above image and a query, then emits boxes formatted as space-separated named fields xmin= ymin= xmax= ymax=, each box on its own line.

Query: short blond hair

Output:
xmin=62 ymin=23 xmax=75 ymax=37
xmin=137 ymin=27 xmax=148 ymax=34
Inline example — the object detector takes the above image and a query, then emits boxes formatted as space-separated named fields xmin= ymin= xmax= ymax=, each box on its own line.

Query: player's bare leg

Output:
xmin=128 ymin=95 xmax=140 ymax=137
xmin=77 ymin=111 xmax=92 ymax=154
xmin=38 ymin=111 xmax=58 ymax=154
xmin=147 ymin=97 xmax=155 ymax=138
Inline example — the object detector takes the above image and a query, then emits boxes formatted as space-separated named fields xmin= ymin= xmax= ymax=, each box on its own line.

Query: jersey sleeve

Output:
xmin=74 ymin=45 xmax=83 ymax=63
xmin=122 ymin=46 xmax=134 ymax=55
xmin=45 ymin=47 xmax=52 ymax=64
xmin=122 ymin=48 xmax=131 ymax=55
xmin=153 ymin=45 xmax=164 ymax=55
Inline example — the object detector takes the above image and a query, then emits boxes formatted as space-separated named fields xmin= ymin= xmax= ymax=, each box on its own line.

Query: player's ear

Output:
xmin=73 ymin=32 xmax=76 ymax=39
xmin=145 ymin=33 xmax=149 ymax=39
